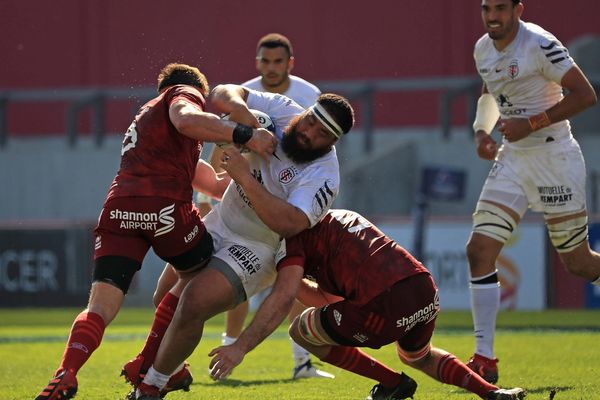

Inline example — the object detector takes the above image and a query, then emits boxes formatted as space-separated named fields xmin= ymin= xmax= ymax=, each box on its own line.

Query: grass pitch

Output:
xmin=2 ymin=308 xmax=599 ymax=400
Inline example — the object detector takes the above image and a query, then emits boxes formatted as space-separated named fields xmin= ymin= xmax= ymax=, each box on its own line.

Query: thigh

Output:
xmin=320 ymin=273 xmax=440 ymax=350
xmin=527 ymin=140 xmax=587 ymax=213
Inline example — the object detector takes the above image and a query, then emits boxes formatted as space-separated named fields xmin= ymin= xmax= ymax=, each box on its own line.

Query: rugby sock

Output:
xmin=470 ymin=271 xmax=500 ymax=359
xmin=437 ymin=354 xmax=497 ymax=397
xmin=139 ymin=366 xmax=170 ymax=393
xmin=140 ymin=292 xmax=179 ymax=371
xmin=59 ymin=311 xmax=106 ymax=374
xmin=322 ymin=346 xmax=402 ymax=388
xmin=291 ymin=339 xmax=311 ymax=366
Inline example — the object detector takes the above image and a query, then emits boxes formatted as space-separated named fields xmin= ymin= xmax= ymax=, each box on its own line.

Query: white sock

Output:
xmin=470 ymin=278 xmax=500 ymax=359
xmin=221 ymin=333 xmax=237 ymax=346
xmin=140 ymin=366 xmax=170 ymax=392
xmin=291 ymin=338 xmax=310 ymax=366
xmin=592 ymin=276 xmax=600 ymax=287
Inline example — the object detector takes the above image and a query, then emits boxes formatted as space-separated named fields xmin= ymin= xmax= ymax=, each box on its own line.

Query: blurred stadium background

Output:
xmin=1 ymin=0 xmax=599 ymax=312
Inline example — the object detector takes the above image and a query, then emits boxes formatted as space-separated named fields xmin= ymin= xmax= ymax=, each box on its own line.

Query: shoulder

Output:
xmin=289 ymin=75 xmax=321 ymax=93
xmin=474 ymin=34 xmax=492 ymax=58
xmin=164 ymin=85 xmax=205 ymax=107
xmin=521 ymin=21 xmax=562 ymax=48
xmin=241 ymin=76 xmax=262 ymax=90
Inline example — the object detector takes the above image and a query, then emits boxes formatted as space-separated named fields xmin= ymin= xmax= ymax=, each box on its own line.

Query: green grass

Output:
xmin=2 ymin=308 xmax=600 ymax=399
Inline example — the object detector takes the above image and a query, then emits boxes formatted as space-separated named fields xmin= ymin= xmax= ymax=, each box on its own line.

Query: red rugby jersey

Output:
xmin=107 ymin=85 xmax=205 ymax=202
xmin=277 ymin=209 xmax=429 ymax=305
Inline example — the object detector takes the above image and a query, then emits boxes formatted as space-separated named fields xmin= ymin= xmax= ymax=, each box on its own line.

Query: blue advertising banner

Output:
xmin=585 ymin=223 xmax=600 ymax=308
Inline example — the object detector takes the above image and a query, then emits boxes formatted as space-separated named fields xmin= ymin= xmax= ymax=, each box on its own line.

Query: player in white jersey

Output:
xmin=219 ymin=32 xmax=332 ymax=380
xmin=467 ymin=0 xmax=599 ymax=384
xmin=129 ymin=85 xmax=355 ymax=399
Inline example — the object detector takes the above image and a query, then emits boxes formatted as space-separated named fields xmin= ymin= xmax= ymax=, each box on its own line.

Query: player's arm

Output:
xmin=297 ymin=278 xmax=343 ymax=308
xmin=220 ymin=147 xmax=311 ymax=238
xmin=169 ymin=97 xmax=276 ymax=159
xmin=542 ymin=65 xmax=597 ymax=126
xmin=192 ymin=159 xmax=231 ymax=201
xmin=473 ymin=84 xmax=499 ymax=160
xmin=208 ymin=264 xmax=303 ymax=380
xmin=500 ymin=67 xmax=597 ymax=142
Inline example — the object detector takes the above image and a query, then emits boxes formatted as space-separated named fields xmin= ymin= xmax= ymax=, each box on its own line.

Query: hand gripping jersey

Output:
xmin=276 ymin=209 xmax=429 ymax=305
xmin=107 ymin=85 xmax=204 ymax=201
xmin=474 ymin=21 xmax=575 ymax=148
xmin=215 ymin=90 xmax=340 ymax=251
xmin=242 ymin=74 xmax=321 ymax=109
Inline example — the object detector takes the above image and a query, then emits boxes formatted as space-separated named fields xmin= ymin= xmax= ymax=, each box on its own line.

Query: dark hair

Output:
xmin=157 ymin=63 xmax=209 ymax=96
xmin=317 ymin=93 xmax=355 ymax=135
xmin=512 ymin=0 xmax=521 ymax=4
xmin=256 ymin=33 xmax=293 ymax=58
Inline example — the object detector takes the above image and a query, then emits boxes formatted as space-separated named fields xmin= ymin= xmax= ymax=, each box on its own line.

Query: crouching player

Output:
xmin=208 ymin=209 xmax=526 ymax=400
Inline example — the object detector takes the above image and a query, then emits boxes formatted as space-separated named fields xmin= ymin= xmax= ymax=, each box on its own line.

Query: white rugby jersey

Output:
xmin=216 ymin=89 xmax=339 ymax=250
xmin=242 ymin=74 xmax=321 ymax=109
xmin=474 ymin=20 xmax=576 ymax=147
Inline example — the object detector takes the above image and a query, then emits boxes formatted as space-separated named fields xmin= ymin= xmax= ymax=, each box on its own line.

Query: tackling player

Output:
xmin=467 ymin=0 xmax=599 ymax=383
xmin=34 ymin=63 xmax=276 ymax=400
xmin=208 ymin=209 xmax=527 ymax=400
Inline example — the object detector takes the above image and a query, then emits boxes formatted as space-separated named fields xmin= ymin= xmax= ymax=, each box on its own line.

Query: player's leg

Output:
xmin=288 ymin=299 xmax=335 ymax=379
xmin=122 ymin=228 xmax=214 ymax=390
xmin=398 ymin=344 xmax=524 ymax=400
xmin=467 ymin=166 xmax=527 ymax=383
xmin=153 ymin=263 xmax=178 ymax=307
xmin=137 ymin=258 xmax=241 ymax=397
xmin=36 ymin=255 xmax=141 ymax=400
xmin=546 ymin=209 xmax=600 ymax=283
xmin=289 ymin=301 xmax=415 ymax=399
xmin=222 ymin=300 xmax=249 ymax=345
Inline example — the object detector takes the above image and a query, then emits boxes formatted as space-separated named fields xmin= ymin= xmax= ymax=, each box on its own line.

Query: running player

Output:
xmin=467 ymin=0 xmax=599 ymax=383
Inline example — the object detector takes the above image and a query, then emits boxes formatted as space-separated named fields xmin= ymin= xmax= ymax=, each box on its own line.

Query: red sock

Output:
xmin=59 ymin=311 xmax=106 ymax=374
xmin=140 ymin=292 xmax=179 ymax=371
xmin=437 ymin=354 xmax=497 ymax=397
xmin=322 ymin=346 xmax=402 ymax=388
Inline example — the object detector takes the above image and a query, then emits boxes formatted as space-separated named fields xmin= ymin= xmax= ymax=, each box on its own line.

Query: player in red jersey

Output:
xmin=208 ymin=210 xmax=526 ymax=400
xmin=34 ymin=63 xmax=277 ymax=400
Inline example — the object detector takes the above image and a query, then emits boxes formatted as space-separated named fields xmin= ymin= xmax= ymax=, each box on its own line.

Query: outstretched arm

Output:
xmin=208 ymin=265 xmax=304 ymax=380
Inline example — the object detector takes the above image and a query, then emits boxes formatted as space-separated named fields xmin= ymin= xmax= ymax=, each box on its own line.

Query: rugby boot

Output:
xmin=292 ymin=359 xmax=335 ymax=379
xmin=467 ymin=353 xmax=499 ymax=384
xmin=161 ymin=362 xmax=193 ymax=395
xmin=121 ymin=354 xmax=145 ymax=387
xmin=487 ymin=387 xmax=526 ymax=399
xmin=35 ymin=368 xmax=78 ymax=400
xmin=365 ymin=372 xmax=418 ymax=400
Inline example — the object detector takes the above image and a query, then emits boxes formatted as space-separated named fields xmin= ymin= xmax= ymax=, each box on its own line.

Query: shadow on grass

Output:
xmin=524 ymin=385 xmax=573 ymax=398
xmin=194 ymin=377 xmax=297 ymax=388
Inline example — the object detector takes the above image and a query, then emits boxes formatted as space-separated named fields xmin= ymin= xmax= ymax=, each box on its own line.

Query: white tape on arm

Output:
xmin=472 ymin=93 xmax=500 ymax=135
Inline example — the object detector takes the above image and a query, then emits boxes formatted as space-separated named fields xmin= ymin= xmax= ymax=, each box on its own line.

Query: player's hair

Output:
xmin=256 ymin=33 xmax=294 ymax=58
xmin=157 ymin=63 xmax=209 ymax=96
xmin=317 ymin=93 xmax=355 ymax=135
xmin=511 ymin=0 xmax=521 ymax=4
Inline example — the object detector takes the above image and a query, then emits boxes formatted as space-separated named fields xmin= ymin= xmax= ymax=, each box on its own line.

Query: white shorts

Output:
xmin=203 ymin=208 xmax=277 ymax=302
xmin=479 ymin=137 xmax=587 ymax=216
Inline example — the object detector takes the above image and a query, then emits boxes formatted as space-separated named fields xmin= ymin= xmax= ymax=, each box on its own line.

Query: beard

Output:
xmin=281 ymin=116 xmax=331 ymax=164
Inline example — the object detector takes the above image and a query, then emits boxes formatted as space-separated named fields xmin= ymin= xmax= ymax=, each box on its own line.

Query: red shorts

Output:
xmin=94 ymin=197 xmax=206 ymax=263
xmin=320 ymin=273 xmax=439 ymax=351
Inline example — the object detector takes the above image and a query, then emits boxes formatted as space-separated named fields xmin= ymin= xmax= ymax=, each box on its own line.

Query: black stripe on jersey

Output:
xmin=546 ymin=50 xmax=564 ymax=58
xmin=550 ymin=57 xmax=567 ymax=64
xmin=541 ymin=41 xmax=557 ymax=50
